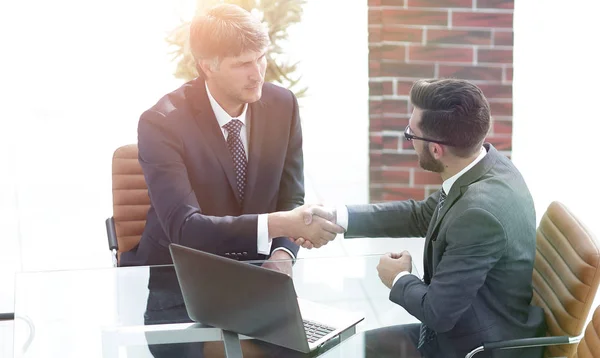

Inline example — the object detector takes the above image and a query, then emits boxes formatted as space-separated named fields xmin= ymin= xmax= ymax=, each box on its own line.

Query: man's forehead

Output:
xmin=231 ymin=49 xmax=266 ymax=62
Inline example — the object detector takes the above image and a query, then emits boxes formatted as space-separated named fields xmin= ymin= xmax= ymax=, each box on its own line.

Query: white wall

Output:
xmin=512 ymin=1 xmax=600 ymax=235
xmin=0 ymin=0 xmax=368 ymax=313
xmin=513 ymin=0 xmax=600 ymax=322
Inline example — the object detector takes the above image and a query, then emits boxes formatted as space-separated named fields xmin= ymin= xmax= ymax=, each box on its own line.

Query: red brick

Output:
xmin=493 ymin=31 xmax=513 ymax=46
xmin=382 ymin=9 xmax=448 ymax=26
xmin=382 ymin=99 xmax=409 ymax=114
xmin=371 ymin=169 xmax=411 ymax=184
xmin=370 ymin=100 xmax=382 ymax=115
xmin=409 ymin=45 xmax=473 ymax=62
xmin=369 ymin=9 xmax=382 ymax=25
xmin=371 ymin=45 xmax=406 ymax=61
xmin=427 ymin=29 xmax=492 ymax=45
xmin=370 ymin=134 xmax=383 ymax=151
xmin=383 ymin=152 xmax=420 ymax=167
xmin=382 ymin=27 xmax=423 ymax=42
xmin=489 ymin=102 xmax=512 ymax=116
xmin=485 ymin=135 xmax=512 ymax=151
xmin=369 ymin=0 xmax=383 ymax=5
xmin=478 ymin=49 xmax=512 ymax=64
xmin=477 ymin=84 xmax=512 ymax=99
xmin=408 ymin=0 xmax=471 ymax=7
xmin=383 ymin=135 xmax=400 ymax=150
xmin=492 ymin=119 xmax=512 ymax=135
xmin=369 ymin=61 xmax=381 ymax=76
xmin=382 ymin=187 xmax=426 ymax=201
xmin=397 ymin=80 xmax=415 ymax=95
xmin=414 ymin=170 xmax=443 ymax=185
xmin=370 ymin=152 xmax=383 ymax=168
xmin=381 ymin=63 xmax=435 ymax=77
xmin=369 ymin=28 xmax=382 ymax=43
xmin=439 ymin=65 xmax=503 ymax=81
xmin=369 ymin=81 xmax=394 ymax=96
xmin=382 ymin=117 xmax=410 ymax=132
xmin=370 ymin=188 xmax=384 ymax=202
xmin=402 ymin=138 xmax=414 ymax=150
xmin=505 ymin=67 xmax=513 ymax=82
xmin=477 ymin=0 xmax=514 ymax=9
xmin=453 ymin=12 xmax=513 ymax=28
xmin=382 ymin=0 xmax=406 ymax=5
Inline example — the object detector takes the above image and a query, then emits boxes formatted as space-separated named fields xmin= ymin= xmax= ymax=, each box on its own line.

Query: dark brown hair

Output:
xmin=410 ymin=78 xmax=491 ymax=157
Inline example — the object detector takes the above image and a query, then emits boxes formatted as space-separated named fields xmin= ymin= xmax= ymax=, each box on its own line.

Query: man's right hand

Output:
xmin=268 ymin=205 xmax=343 ymax=248
xmin=292 ymin=206 xmax=339 ymax=249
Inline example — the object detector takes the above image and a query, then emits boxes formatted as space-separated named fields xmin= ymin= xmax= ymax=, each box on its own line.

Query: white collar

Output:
xmin=442 ymin=146 xmax=487 ymax=194
xmin=205 ymin=82 xmax=248 ymax=128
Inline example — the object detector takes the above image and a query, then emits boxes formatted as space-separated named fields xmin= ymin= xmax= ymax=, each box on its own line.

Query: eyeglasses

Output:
xmin=404 ymin=125 xmax=454 ymax=146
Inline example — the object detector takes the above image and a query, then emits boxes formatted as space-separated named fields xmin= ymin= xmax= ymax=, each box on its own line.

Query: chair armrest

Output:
xmin=466 ymin=335 xmax=582 ymax=358
xmin=106 ymin=217 xmax=118 ymax=251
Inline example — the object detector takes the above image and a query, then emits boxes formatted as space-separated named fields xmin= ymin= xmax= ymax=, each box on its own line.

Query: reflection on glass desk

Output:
xmin=13 ymin=254 xmax=419 ymax=357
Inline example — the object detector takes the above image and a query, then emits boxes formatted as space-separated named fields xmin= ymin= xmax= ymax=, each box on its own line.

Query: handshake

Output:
xmin=268 ymin=204 xmax=344 ymax=249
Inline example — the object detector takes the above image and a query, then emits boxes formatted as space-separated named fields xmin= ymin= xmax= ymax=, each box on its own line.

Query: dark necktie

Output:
xmin=223 ymin=119 xmax=247 ymax=203
xmin=418 ymin=188 xmax=447 ymax=350
xmin=438 ymin=189 xmax=447 ymax=214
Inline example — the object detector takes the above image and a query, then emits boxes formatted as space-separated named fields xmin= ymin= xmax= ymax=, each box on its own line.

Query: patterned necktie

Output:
xmin=438 ymin=189 xmax=447 ymax=214
xmin=223 ymin=119 xmax=247 ymax=203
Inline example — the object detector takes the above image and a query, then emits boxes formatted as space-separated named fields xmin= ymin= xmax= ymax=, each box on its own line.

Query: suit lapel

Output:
xmin=422 ymin=143 xmax=500 ymax=280
xmin=187 ymin=79 xmax=240 ymax=204
xmin=428 ymin=143 xmax=499 ymax=238
xmin=242 ymin=101 xmax=266 ymax=211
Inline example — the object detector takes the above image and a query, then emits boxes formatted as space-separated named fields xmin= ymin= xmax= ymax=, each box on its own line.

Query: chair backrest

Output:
xmin=111 ymin=144 xmax=150 ymax=256
xmin=532 ymin=201 xmax=600 ymax=358
xmin=575 ymin=305 xmax=600 ymax=358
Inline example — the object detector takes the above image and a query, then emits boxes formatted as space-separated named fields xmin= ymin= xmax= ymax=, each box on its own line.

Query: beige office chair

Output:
xmin=467 ymin=201 xmax=600 ymax=358
xmin=105 ymin=144 xmax=150 ymax=266
xmin=576 ymin=305 xmax=600 ymax=358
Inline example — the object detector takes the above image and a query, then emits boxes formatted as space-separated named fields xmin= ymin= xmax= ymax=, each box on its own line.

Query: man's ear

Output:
xmin=197 ymin=59 xmax=213 ymax=79
xmin=430 ymin=142 xmax=444 ymax=159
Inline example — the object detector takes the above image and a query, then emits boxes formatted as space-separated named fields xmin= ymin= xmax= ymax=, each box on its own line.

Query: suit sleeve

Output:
xmin=270 ymin=90 xmax=303 ymax=257
xmin=138 ymin=110 xmax=259 ymax=256
xmin=345 ymin=193 xmax=439 ymax=238
xmin=389 ymin=208 xmax=507 ymax=333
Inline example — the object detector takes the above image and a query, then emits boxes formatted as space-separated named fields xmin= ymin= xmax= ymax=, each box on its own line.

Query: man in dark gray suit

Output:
xmin=295 ymin=79 xmax=546 ymax=357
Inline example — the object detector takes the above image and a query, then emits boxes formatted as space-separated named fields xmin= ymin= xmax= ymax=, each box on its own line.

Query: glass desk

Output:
xmin=13 ymin=254 xmax=420 ymax=357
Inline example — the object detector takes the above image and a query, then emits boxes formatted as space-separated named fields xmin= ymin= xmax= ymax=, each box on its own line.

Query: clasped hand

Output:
xmin=281 ymin=204 xmax=343 ymax=249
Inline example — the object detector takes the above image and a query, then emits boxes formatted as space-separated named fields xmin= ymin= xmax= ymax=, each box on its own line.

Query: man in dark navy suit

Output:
xmin=120 ymin=4 xmax=343 ymax=357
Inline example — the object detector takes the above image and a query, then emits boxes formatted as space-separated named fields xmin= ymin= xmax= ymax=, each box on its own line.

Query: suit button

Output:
xmin=242 ymin=252 xmax=248 ymax=256
xmin=225 ymin=253 xmax=230 ymax=257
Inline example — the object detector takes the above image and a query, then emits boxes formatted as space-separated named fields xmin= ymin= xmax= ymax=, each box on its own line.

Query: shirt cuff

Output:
xmin=392 ymin=271 xmax=412 ymax=287
xmin=257 ymin=214 xmax=272 ymax=255
xmin=272 ymin=247 xmax=296 ymax=262
xmin=336 ymin=205 xmax=349 ymax=232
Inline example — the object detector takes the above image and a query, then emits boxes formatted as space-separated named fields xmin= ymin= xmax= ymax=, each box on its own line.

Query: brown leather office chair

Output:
xmin=105 ymin=144 xmax=150 ymax=266
xmin=576 ymin=305 xmax=600 ymax=358
xmin=467 ymin=201 xmax=600 ymax=358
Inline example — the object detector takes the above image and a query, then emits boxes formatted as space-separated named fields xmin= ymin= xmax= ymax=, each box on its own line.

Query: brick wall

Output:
xmin=368 ymin=0 xmax=513 ymax=202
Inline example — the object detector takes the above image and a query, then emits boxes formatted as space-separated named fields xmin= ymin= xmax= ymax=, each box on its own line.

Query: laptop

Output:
xmin=169 ymin=243 xmax=364 ymax=353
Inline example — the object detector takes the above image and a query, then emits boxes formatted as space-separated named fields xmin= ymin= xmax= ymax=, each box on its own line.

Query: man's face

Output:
xmin=409 ymin=108 xmax=445 ymax=173
xmin=208 ymin=49 xmax=267 ymax=105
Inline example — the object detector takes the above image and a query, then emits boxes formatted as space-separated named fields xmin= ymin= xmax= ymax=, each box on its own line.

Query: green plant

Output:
xmin=166 ymin=0 xmax=307 ymax=97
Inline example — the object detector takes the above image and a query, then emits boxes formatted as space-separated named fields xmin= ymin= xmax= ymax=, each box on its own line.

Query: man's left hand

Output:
xmin=377 ymin=251 xmax=412 ymax=289
xmin=262 ymin=250 xmax=293 ymax=277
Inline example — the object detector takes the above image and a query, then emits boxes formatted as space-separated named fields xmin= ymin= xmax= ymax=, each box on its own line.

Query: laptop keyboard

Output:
xmin=303 ymin=319 xmax=335 ymax=343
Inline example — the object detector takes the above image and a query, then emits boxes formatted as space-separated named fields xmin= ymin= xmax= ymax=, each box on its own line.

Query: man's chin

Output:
xmin=243 ymin=88 xmax=263 ymax=103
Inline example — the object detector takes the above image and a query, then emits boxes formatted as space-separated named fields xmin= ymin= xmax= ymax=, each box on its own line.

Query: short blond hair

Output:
xmin=190 ymin=4 xmax=269 ymax=63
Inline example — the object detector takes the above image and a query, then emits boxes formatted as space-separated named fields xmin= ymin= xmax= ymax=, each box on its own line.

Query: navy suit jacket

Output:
xmin=346 ymin=144 xmax=545 ymax=358
xmin=120 ymin=78 xmax=302 ymax=266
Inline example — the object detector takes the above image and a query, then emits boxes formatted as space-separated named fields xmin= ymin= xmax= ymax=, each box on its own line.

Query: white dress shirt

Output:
xmin=337 ymin=146 xmax=488 ymax=287
xmin=205 ymin=83 xmax=294 ymax=259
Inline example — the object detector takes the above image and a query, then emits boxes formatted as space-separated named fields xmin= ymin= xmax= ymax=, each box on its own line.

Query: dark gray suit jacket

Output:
xmin=120 ymin=78 xmax=302 ymax=266
xmin=346 ymin=144 xmax=545 ymax=358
